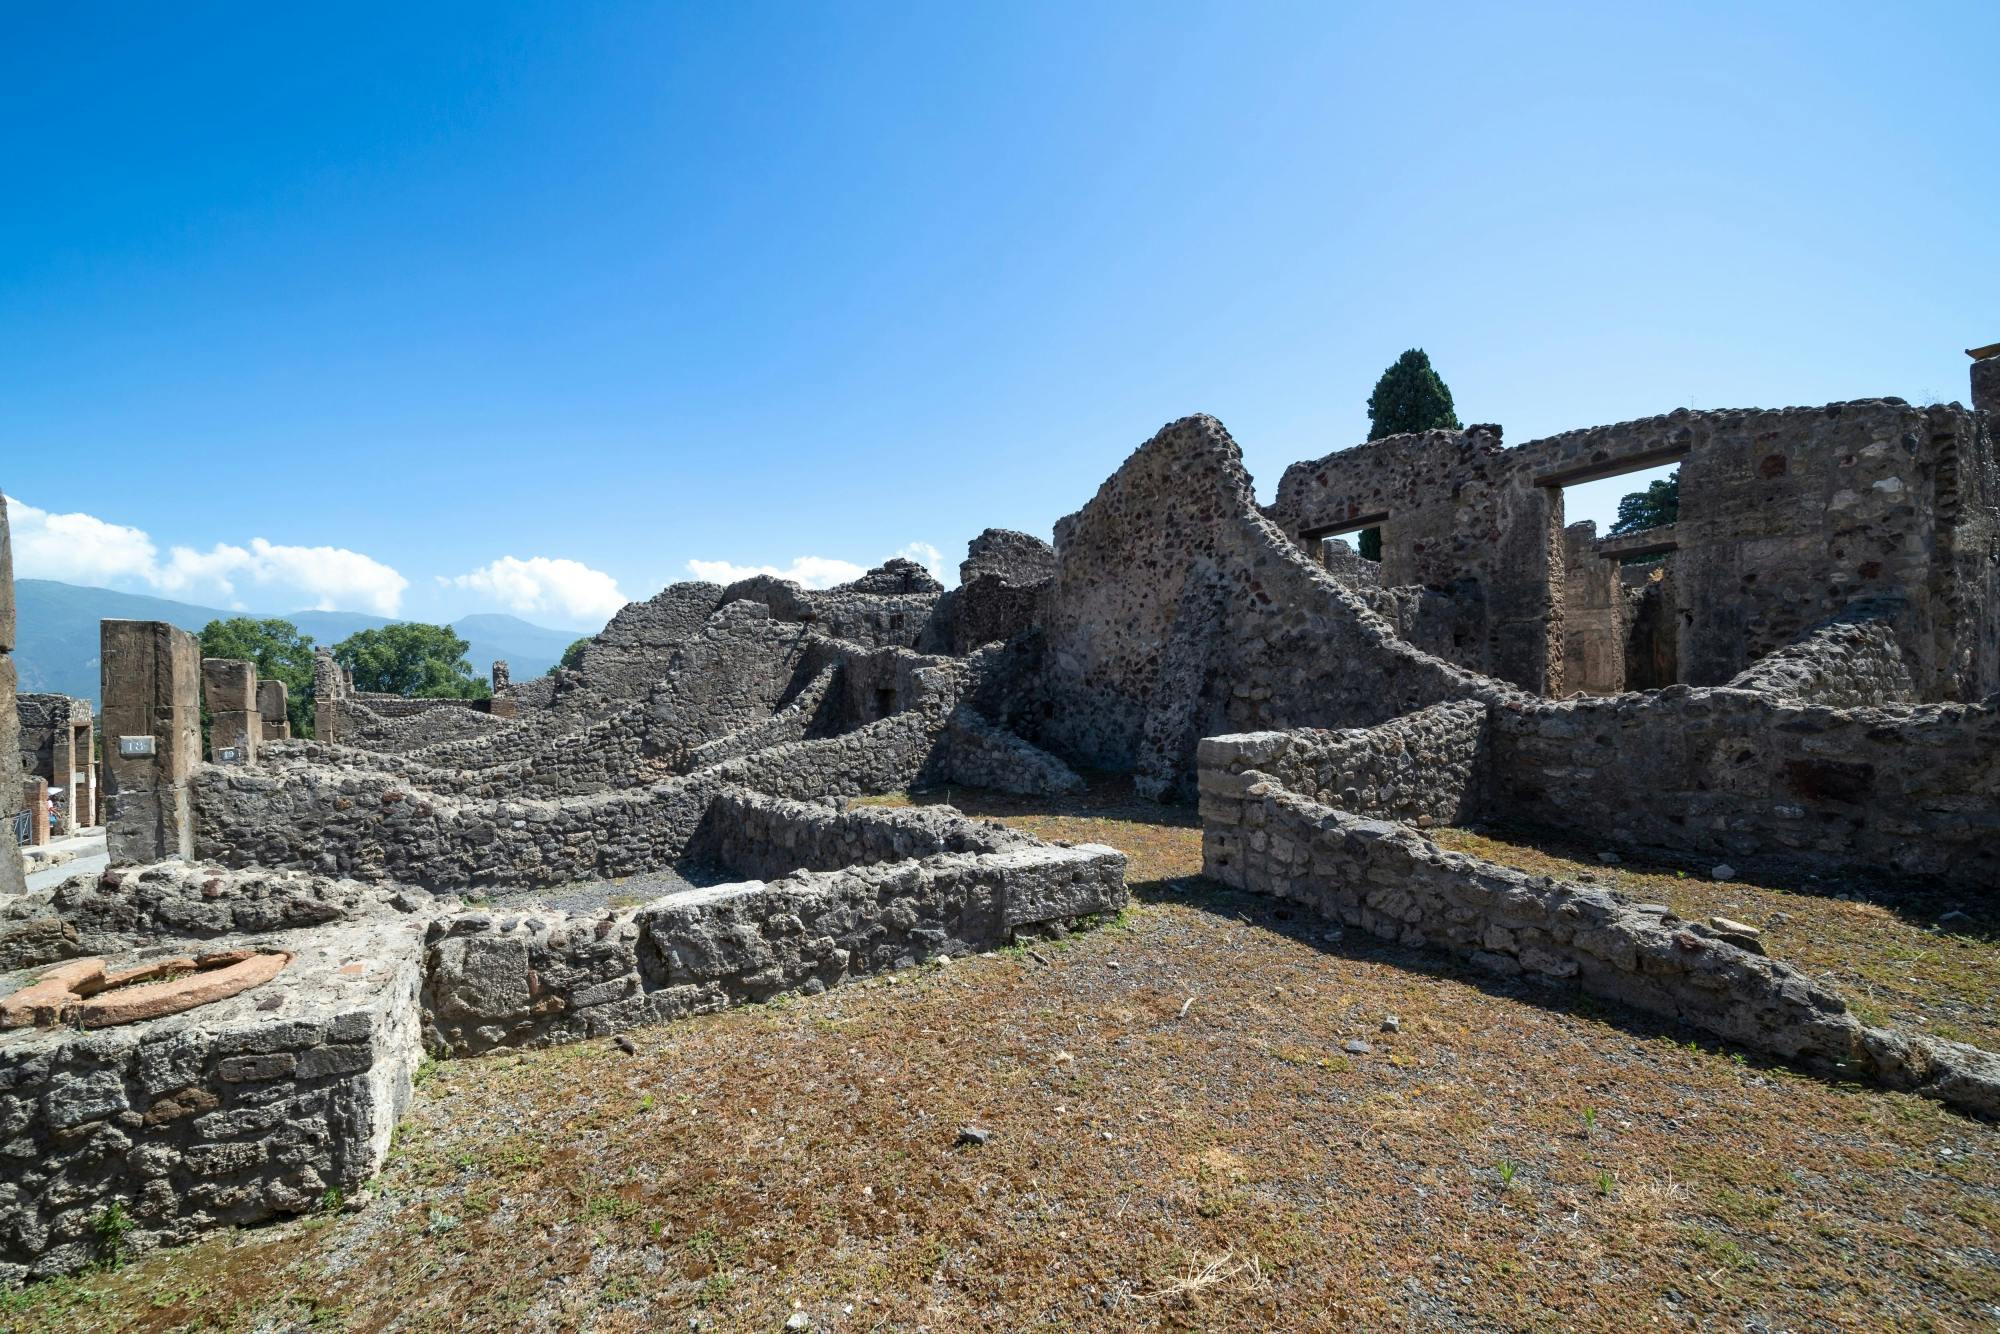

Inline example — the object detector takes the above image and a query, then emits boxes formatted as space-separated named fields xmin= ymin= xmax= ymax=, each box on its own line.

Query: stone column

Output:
xmin=257 ymin=678 xmax=291 ymax=740
xmin=0 ymin=489 xmax=23 ymax=896
xmin=102 ymin=620 xmax=203 ymax=864
xmin=203 ymin=658 xmax=262 ymax=764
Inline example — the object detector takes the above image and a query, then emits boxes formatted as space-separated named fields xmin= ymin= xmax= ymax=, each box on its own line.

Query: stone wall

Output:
xmin=1487 ymin=690 xmax=2000 ymax=886
xmin=1031 ymin=414 xmax=1511 ymax=799
xmin=1197 ymin=751 xmax=2000 ymax=1117
xmin=959 ymin=528 xmax=1057 ymax=586
xmin=421 ymin=830 xmax=1127 ymax=1056
xmin=1273 ymin=401 xmax=2000 ymax=702
xmin=1726 ymin=603 xmax=1918 ymax=707
xmin=1195 ymin=701 xmax=1487 ymax=828
xmin=688 ymin=787 xmax=1034 ymax=880
xmin=0 ymin=493 xmax=18 ymax=898
xmin=0 ymin=922 xmax=424 ymax=1282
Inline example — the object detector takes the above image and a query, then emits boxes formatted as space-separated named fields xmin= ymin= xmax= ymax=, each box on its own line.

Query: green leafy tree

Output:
xmin=1609 ymin=474 xmax=1679 ymax=535
xmin=546 ymin=636 xmax=591 ymax=677
xmin=333 ymin=623 xmax=487 ymax=699
xmin=1366 ymin=348 xmax=1462 ymax=439
xmin=199 ymin=617 xmax=317 ymax=737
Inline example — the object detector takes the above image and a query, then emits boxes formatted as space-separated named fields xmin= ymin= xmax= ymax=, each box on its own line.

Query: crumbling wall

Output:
xmin=1273 ymin=401 xmax=2000 ymax=702
xmin=1272 ymin=424 xmax=1557 ymax=691
xmin=1196 ymin=753 xmax=1999 ymax=1117
xmin=0 ymin=863 xmax=434 ymax=965
xmin=959 ymin=529 xmax=1056 ymax=586
xmin=1032 ymin=415 xmax=1508 ymax=798
xmin=576 ymin=582 xmax=724 ymax=700
xmin=1726 ymin=603 xmax=1918 ymax=707
xmin=1197 ymin=701 xmax=1486 ymax=827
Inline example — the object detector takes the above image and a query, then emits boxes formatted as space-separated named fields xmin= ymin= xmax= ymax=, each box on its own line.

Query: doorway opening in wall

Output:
xmin=1546 ymin=460 xmax=1683 ymax=695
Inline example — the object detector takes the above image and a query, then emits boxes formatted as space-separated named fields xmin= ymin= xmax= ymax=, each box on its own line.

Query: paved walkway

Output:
xmin=23 ymin=829 xmax=109 ymax=894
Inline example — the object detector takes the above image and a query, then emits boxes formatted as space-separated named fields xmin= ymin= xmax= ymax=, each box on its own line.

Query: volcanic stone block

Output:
xmin=103 ymin=621 xmax=203 ymax=864
xmin=257 ymin=679 xmax=290 ymax=739
xmin=201 ymin=658 xmax=256 ymax=714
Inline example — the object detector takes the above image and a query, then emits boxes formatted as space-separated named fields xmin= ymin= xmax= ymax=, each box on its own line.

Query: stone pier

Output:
xmin=257 ymin=679 xmax=291 ymax=740
xmin=102 ymin=621 xmax=203 ymax=865
xmin=202 ymin=658 xmax=262 ymax=764
xmin=1973 ymin=342 xmax=2000 ymax=420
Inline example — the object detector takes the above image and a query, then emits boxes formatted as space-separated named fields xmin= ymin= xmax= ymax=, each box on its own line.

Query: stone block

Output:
xmin=201 ymin=658 xmax=257 ymax=714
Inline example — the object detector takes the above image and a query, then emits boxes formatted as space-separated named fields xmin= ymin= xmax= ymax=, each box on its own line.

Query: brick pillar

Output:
xmin=102 ymin=619 xmax=203 ymax=864
xmin=21 ymin=776 xmax=47 ymax=847
xmin=0 ymin=489 xmax=22 ymax=896
xmin=256 ymin=678 xmax=291 ymax=741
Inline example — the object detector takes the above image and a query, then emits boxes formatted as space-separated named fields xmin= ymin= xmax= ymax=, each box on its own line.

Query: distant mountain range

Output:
xmin=11 ymin=579 xmax=587 ymax=704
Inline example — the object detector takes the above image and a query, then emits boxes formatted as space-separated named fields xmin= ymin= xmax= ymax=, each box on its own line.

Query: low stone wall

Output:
xmin=1196 ymin=701 xmax=1486 ymax=827
xmin=0 ymin=921 xmax=424 ymax=1282
xmin=1726 ymin=604 xmax=1918 ymax=707
xmin=1196 ymin=753 xmax=2000 ymax=1117
xmin=422 ymin=838 xmax=1127 ymax=1056
xmin=690 ymin=788 xmax=1033 ymax=880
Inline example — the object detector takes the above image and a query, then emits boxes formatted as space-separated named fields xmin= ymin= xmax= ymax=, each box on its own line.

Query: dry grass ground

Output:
xmin=6 ymin=781 xmax=1997 ymax=1332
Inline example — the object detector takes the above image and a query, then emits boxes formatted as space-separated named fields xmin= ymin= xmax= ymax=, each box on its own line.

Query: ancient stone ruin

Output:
xmin=2 ymin=352 xmax=1997 ymax=1281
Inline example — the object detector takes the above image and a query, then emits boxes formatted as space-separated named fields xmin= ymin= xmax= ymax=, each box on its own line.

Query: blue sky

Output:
xmin=2 ymin=2 xmax=1993 ymax=629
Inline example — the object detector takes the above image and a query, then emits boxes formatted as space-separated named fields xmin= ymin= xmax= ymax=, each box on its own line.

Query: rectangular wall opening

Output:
xmin=1550 ymin=461 xmax=1682 ymax=694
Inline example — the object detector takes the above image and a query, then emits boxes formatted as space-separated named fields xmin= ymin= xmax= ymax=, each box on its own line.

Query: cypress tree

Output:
xmin=1366 ymin=348 xmax=1461 ymax=439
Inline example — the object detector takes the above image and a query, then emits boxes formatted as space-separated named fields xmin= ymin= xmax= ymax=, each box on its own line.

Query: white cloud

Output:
xmin=684 ymin=541 xmax=948 ymax=592
xmin=4 ymin=497 xmax=160 ymax=587
xmin=4 ymin=495 xmax=409 ymax=616
xmin=446 ymin=556 xmax=628 ymax=622
xmin=894 ymin=541 xmax=945 ymax=582
xmin=685 ymin=555 xmax=868 ymax=590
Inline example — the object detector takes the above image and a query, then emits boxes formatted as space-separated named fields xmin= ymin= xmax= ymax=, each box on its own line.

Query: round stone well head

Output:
xmin=0 ymin=949 xmax=293 ymax=1030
